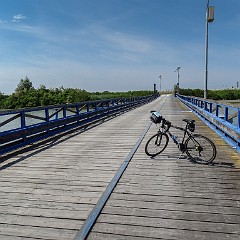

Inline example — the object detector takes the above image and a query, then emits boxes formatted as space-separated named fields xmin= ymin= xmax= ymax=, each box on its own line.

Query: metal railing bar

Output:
xmin=25 ymin=113 xmax=46 ymax=121
xmin=0 ymin=114 xmax=20 ymax=128
xmin=177 ymin=94 xmax=240 ymax=153
xmin=0 ymin=95 xmax=158 ymax=155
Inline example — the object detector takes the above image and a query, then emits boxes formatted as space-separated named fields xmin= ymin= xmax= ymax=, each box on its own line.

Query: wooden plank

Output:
xmin=101 ymin=205 xmax=240 ymax=224
xmin=101 ymin=198 xmax=239 ymax=215
xmin=89 ymin=222 xmax=240 ymax=240
xmin=0 ymin=223 xmax=77 ymax=240
xmin=0 ymin=213 xmax=83 ymax=230
xmin=87 ymin=232 xmax=147 ymax=240
xmin=95 ymin=214 xmax=240 ymax=234
xmin=109 ymin=192 xmax=239 ymax=208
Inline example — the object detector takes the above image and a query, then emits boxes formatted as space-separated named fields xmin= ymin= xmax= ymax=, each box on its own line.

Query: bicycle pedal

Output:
xmin=177 ymin=152 xmax=186 ymax=162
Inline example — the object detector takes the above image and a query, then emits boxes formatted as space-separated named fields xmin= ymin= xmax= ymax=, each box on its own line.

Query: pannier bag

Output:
xmin=188 ymin=121 xmax=195 ymax=132
xmin=150 ymin=111 xmax=162 ymax=124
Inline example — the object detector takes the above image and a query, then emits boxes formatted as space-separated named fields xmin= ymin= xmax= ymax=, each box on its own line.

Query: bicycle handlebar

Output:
xmin=161 ymin=118 xmax=171 ymax=132
xmin=150 ymin=111 xmax=172 ymax=132
xmin=150 ymin=111 xmax=188 ymax=133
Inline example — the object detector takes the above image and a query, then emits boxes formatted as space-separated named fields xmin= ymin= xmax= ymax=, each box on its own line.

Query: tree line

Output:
xmin=1 ymin=77 xmax=238 ymax=109
xmin=179 ymin=88 xmax=240 ymax=100
xmin=0 ymin=77 xmax=154 ymax=109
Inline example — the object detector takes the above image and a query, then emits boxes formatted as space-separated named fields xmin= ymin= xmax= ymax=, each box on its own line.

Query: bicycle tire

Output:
xmin=185 ymin=134 xmax=217 ymax=164
xmin=145 ymin=133 xmax=169 ymax=157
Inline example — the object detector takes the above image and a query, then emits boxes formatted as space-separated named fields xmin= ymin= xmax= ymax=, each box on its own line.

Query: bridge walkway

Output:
xmin=86 ymin=95 xmax=240 ymax=240
xmin=0 ymin=95 xmax=239 ymax=240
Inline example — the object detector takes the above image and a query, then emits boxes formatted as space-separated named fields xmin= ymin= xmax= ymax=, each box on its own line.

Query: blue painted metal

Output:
xmin=0 ymin=94 xmax=158 ymax=155
xmin=238 ymin=109 xmax=240 ymax=129
xmin=177 ymin=94 xmax=240 ymax=153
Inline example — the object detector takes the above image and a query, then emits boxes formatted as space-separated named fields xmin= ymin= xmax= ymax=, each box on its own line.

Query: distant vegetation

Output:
xmin=2 ymin=77 xmax=238 ymax=110
xmin=179 ymin=88 xmax=240 ymax=100
xmin=0 ymin=77 xmax=155 ymax=109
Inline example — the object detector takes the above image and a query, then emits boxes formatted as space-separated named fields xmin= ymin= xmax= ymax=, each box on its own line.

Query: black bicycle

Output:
xmin=145 ymin=111 xmax=217 ymax=164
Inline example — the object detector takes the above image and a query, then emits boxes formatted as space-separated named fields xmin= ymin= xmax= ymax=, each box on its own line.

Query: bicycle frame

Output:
xmin=157 ymin=120 xmax=194 ymax=152
xmin=169 ymin=125 xmax=190 ymax=145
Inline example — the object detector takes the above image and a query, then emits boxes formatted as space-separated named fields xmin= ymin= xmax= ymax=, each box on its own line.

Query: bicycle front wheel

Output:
xmin=145 ymin=133 xmax=169 ymax=157
xmin=185 ymin=134 xmax=217 ymax=164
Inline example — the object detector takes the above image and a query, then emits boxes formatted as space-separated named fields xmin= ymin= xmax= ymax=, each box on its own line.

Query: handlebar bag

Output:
xmin=150 ymin=112 xmax=162 ymax=124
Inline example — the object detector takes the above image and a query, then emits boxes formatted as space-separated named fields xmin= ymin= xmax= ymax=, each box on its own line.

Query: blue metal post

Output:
xmin=216 ymin=105 xmax=219 ymax=117
xmin=209 ymin=103 xmax=213 ymax=113
xmin=224 ymin=106 xmax=229 ymax=121
xmin=204 ymin=101 xmax=208 ymax=111
xmin=238 ymin=109 xmax=240 ymax=129
xmin=45 ymin=108 xmax=50 ymax=134
xmin=20 ymin=110 xmax=26 ymax=142
xmin=45 ymin=108 xmax=49 ymax=122
xmin=76 ymin=105 xmax=80 ymax=115
xmin=63 ymin=106 xmax=67 ymax=118
xmin=20 ymin=110 xmax=26 ymax=128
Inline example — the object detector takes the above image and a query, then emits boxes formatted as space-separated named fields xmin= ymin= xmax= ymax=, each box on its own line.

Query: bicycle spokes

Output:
xmin=186 ymin=135 xmax=216 ymax=164
xmin=145 ymin=133 xmax=169 ymax=157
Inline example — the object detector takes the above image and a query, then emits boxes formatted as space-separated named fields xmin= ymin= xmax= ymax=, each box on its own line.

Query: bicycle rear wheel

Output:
xmin=145 ymin=133 xmax=169 ymax=157
xmin=185 ymin=134 xmax=216 ymax=164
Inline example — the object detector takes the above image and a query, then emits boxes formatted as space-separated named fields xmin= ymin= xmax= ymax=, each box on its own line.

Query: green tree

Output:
xmin=15 ymin=77 xmax=34 ymax=95
xmin=0 ymin=92 xmax=8 ymax=109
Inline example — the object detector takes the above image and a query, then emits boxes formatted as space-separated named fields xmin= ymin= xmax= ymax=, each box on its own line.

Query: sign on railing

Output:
xmin=177 ymin=94 xmax=240 ymax=152
xmin=0 ymin=94 xmax=159 ymax=155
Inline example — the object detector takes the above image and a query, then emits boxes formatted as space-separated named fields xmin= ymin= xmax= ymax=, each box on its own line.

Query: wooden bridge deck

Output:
xmin=0 ymin=95 xmax=239 ymax=240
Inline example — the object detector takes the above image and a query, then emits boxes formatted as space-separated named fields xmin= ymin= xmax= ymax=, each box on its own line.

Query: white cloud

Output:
xmin=12 ymin=14 xmax=26 ymax=22
xmin=0 ymin=14 xmax=27 ymax=24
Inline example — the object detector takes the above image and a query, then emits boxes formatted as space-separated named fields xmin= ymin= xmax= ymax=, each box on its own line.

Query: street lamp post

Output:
xmin=159 ymin=75 xmax=162 ymax=93
xmin=175 ymin=66 xmax=180 ymax=93
xmin=204 ymin=0 xmax=214 ymax=99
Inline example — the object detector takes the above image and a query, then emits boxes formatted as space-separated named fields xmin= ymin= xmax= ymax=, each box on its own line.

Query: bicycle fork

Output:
xmin=155 ymin=133 xmax=163 ymax=146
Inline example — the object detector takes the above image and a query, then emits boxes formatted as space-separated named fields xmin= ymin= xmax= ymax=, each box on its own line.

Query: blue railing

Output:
xmin=0 ymin=94 xmax=158 ymax=155
xmin=177 ymin=94 xmax=240 ymax=152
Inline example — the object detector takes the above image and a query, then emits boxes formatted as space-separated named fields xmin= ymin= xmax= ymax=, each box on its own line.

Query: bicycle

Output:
xmin=145 ymin=111 xmax=217 ymax=164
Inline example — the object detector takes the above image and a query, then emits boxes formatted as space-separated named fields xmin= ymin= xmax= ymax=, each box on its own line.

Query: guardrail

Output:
xmin=0 ymin=94 xmax=159 ymax=155
xmin=177 ymin=94 xmax=240 ymax=152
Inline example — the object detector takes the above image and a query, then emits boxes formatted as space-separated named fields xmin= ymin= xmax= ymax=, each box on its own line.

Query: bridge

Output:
xmin=0 ymin=95 xmax=239 ymax=240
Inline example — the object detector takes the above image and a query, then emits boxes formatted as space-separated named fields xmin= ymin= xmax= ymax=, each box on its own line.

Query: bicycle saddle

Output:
xmin=182 ymin=119 xmax=195 ymax=124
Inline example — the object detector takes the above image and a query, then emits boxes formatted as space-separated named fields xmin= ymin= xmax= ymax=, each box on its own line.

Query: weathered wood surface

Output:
xmin=0 ymin=96 xmax=167 ymax=240
xmin=0 ymin=95 xmax=239 ymax=240
xmin=87 ymin=95 xmax=240 ymax=240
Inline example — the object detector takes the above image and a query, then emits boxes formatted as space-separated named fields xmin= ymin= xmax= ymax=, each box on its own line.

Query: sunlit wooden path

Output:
xmin=0 ymin=95 xmax=239 ymax=240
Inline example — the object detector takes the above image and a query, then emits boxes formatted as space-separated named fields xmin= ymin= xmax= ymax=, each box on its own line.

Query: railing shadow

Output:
xmin=0 ymin=107 xmax=133 ymax=171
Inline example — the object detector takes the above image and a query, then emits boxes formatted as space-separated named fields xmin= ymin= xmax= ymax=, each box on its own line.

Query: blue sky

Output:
xmin=0 ymin=0 xmax=239 ymax=94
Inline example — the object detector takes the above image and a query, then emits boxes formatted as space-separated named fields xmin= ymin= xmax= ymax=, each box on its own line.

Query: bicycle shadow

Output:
xmin=150 ymin=153 xmax=236 ymax=168
xmin=208 ymin=161 xmax=235 ymax=168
